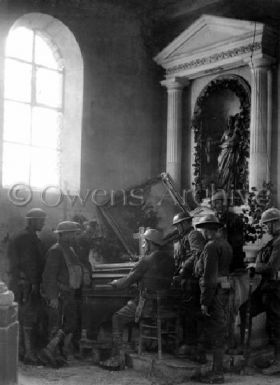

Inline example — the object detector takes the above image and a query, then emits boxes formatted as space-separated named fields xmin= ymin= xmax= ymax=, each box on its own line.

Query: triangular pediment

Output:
xmin=155 ymin=15 xmax=264 ymax=64
xmin=154 ymin=15 xmax=276 ymax=76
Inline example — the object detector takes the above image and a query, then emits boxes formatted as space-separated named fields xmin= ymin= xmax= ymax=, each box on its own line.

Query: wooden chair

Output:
xmin=137 ymin=290 xmax=180 ymax=360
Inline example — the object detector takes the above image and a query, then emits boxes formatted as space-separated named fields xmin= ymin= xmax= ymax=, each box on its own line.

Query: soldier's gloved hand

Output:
xmin=49 ymin=298 xmax=59 ymax=309
xmin=201 ymin=305 xmax=210 ymax=317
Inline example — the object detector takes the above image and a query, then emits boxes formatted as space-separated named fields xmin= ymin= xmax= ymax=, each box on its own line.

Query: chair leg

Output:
xmin=175 ymin=317 xmax=180 ymax=351
xmin=138 ymin=323 xmax=143 ymax=356
xmin=157 ymin=318 xmax=162 ymax=360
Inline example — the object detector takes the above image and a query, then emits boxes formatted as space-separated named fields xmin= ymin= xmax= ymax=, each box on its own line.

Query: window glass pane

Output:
xmin=2 ymin=143 xmax=30 ymax=186
xmin=32 ymin=107 xmax=60 ymax=149
xmin=5 ymin=59 xmax=32 ymax=102
xmin=4 ymin=101 xmax=31 ymax=144
xmin=30 ymin=148 xmax=60 ymax=187
xmin=35 ymin=34 xmax=60 ymax=70
xmin=36 ymin=68 xmax=62 ymax=108
xmin=6 ymin=27 xmax=33 ymax=62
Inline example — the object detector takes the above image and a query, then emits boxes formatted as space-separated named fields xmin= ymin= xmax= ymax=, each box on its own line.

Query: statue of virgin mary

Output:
xmin=218 ymin=114 xmax=242 ymax=190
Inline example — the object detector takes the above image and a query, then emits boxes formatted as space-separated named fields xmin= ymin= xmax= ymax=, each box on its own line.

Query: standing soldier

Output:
xmin=173 ymin=212 xmax=193 ymax=274
xmin=172 ymin=211 xmax=206 ymax=360
xmin=39 ymin=221 xmax=83 ymax=367
xmin=7 ymin=208 xmax=47 ymax=364
xmin=195 ymin=214 xmax=233 ymax=384
xmin=239 ymin=208 xmax=280 ymax=375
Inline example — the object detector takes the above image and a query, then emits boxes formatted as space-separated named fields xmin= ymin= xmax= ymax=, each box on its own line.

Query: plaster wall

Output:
xmin=0 ymin=1 xmax=165 ymax=281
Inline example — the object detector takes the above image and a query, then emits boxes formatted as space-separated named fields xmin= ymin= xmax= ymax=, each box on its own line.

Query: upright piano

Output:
xmin=81 ymin=261 xmax=137 ymax=340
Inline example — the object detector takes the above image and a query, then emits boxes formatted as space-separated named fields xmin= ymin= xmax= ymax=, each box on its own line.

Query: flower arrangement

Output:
xmin=240 ymin=182 xmax=272 ymax=245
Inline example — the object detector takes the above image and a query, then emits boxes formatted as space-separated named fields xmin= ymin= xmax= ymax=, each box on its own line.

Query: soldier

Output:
xmin=239 ymin=208 xmax=280 ymax=375
xmin=100 ymin=229 xmax=175 ymax=370
xmin=211 ymin=190 xmax=245 ymax=271
xmin=7 ymin=208 xmax=47 ymax=364
xmin=194 ymin=214 xmax=233 ymax=384
xmin=172 ymin=211 xmax=206 ymax=360
xmin=173 ymin=212 xmax=193 ymax=274
xmin=39 ymin=221 xmax=83 ymax=367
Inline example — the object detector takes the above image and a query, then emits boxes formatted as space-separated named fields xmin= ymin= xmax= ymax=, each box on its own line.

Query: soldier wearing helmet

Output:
xmin=172 ymin=211 xmax=193 ymax=273
xmin=7 ymin=207 xmax=47 ymax=365
xmin=100 ymin=228 xmax=175 ymax=370
xmin=172 ymin=211 xmax=207 ymax=360
xmin=194 ymin=214 xmax=233 ymax=384
xmin=39 ymin=221 xmax=83 ymax=367
xmin=239 ymin=207 xmax=280 ymax=375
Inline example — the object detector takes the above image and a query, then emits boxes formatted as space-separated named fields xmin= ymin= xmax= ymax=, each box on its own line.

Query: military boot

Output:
xmin=262 ymin=345 xmax=280 ymax=375
xmin=22 ymin=327 xmax=39 ymax=365
xmin=38 ymin=329 xmax=65 ymax=368
xmin=62 ymin=333 xmax=73 ymax=360
xmin=99 ymin=332 xmax=125 ymax=370
xmin=198 ymin=349 xmax=224 ymax=384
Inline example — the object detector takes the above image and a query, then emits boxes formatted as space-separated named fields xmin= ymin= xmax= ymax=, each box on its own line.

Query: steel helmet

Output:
xmin=25 ymin=208 xmax=47 ymax=219
xmin=260 ymin=208 xmax=280 ymax=224
xmin=195 ymin=214 xmax=222 ymax=228
xmin=173 ymin=211 xmax=192 ymax=226
xmin=143 ymin=229 xmax=163 ymax=246
xmin=54 ymin=221 xmax=81 ymax=233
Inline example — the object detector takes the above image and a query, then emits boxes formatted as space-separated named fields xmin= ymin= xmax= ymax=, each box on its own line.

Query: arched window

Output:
xmin=3 ymin=13 xmax=83 ymax=192
xmin=3 ymin=27 xmax=63 ymax=188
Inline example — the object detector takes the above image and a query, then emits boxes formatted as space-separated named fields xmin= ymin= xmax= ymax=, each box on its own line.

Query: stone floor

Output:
xmin=18 ymin=360 xmax=280 ymax=385
xmin=18 ymin=347 xmax=280 ymax=385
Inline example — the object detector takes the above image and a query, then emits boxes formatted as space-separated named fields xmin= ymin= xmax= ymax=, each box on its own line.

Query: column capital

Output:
xmin=246 ymin=56 xmax=275 ymax=71
xmin=161 ymin=77 xmax=189 ymax=90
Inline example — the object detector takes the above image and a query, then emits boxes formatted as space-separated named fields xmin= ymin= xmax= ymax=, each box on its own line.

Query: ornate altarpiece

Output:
xmin=155 ymin=15 xmax=278 ymax=192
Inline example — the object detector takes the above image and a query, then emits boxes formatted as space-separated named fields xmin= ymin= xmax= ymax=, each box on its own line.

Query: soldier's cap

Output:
xmin=54 ymin=221 xmax=81 ymax=233
xmin=143 ymin=229 xmax=163 ymax=246
xmin=25 ymin=208 xmax=47 ymax=219
xmin=261 ymin=208 xmax=280 ymax=224
xmin=172 ymin=211 xmax=192 ymax=226
xmin=195 ymin=214 xmax=223 ymax=229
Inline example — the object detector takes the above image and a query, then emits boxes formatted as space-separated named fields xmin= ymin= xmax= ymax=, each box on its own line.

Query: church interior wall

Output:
xmin=0 ymin=1 xmax=166 ymax=282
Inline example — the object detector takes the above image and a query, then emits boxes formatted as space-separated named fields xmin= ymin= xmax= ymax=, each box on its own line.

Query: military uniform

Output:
xmin=8 ymin=227 xmax=45 ymax=361
xmin=112 ymin=248 xmax=175 ymax=338
xmin=196 ymin=236 xmax=233 ymax=381
xmin=178 ymin=230 xmax=206 ymax=356
xmin=240 ymin=235 xmax=280 ymax=357
xmin=219 ymin=211 xmax=245 ymax=272
xmin=42 ymin=243 xmax=83 ymax=337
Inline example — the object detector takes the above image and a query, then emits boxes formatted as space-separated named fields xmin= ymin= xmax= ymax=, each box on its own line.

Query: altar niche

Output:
xmin=192 ymin=75 xmax=251 ymax=196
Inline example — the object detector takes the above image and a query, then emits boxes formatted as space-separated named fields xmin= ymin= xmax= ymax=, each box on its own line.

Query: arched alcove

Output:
xmin=191 ymin=75 xmax=251 ymax=193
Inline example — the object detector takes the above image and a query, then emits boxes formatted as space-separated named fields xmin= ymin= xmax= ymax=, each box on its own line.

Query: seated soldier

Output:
xmin=100 ymin=229 xmax=175 ymax=370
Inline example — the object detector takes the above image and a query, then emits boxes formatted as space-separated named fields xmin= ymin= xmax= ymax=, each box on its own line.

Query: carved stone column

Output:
xmin=248 ymin=58 xmax=273 ymax=190
xmin=161 ymin=78 xmax=189 ymax=189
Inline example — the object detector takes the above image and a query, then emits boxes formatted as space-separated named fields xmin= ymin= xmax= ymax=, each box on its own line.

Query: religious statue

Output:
xmin=218 ymin=114 xmax=242 ymax=190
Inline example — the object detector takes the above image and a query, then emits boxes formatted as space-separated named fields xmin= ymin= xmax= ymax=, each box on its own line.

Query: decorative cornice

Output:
xmin=166 ymin=42 xmax=262 ymax=75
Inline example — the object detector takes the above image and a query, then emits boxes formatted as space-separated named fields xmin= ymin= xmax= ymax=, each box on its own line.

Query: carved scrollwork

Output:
xmin=166 ymin=42 xmax=262 ymax=75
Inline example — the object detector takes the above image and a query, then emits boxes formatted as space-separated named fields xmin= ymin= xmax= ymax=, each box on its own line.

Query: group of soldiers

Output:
xmin=8 ymin=208 xmax=95 ymax=368
xmin=171 ymin=206 xmax=280 ymax=382
xmin=6 ymin=201 xmax=280 ymax=384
